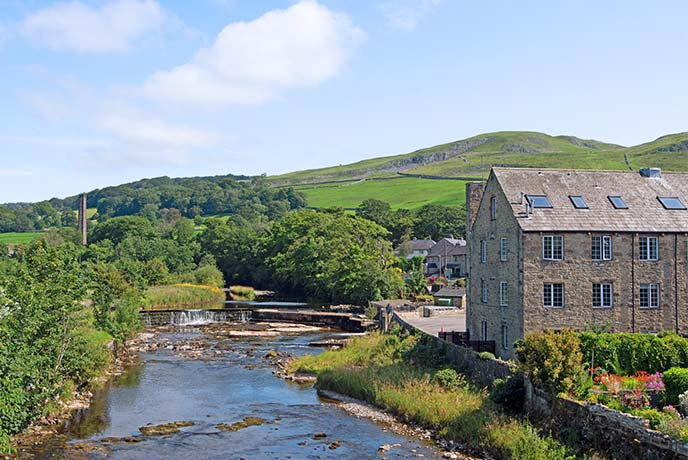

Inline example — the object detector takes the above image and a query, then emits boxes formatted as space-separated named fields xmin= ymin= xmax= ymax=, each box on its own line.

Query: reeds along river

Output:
xmin=21 ymin=320 xmax=445 ymax=460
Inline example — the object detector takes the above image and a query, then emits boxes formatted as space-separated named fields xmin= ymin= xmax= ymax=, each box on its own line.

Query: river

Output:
xmin=21 ymin=321 xmax=445 ymax=460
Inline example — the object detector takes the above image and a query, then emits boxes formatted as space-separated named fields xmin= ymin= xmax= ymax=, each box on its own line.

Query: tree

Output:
xmin=264 ymin=210 xmax=403 ymax=304
xmin=197 ymin=219 xmax=261 ymax=286
xmin=91 ymin=216 xmax=156 ymax=245
xmin=413 ymin=204 xmax=466 ymax=241
xmin=357 ymin=199 xmax=394 ymax=229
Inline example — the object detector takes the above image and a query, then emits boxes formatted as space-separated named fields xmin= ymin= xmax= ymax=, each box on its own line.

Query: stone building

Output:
xmin=426 ymin=237 xmax=467 ymax=277
xmin=466 ymin=167 xmax=688 ymax=359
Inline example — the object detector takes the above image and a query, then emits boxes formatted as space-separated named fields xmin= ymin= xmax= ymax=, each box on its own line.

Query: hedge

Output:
xmin=663 ymin=367 xmax=688 ymax=405
xmin=579 ymin=332 xmax=688 ymax=375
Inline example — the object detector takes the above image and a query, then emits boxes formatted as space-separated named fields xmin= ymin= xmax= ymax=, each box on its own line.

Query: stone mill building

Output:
xmin=466 ymin=167 xmax=688 ymax=359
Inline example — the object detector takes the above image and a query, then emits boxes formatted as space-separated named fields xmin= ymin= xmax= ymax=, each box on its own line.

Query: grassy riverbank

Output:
xmin=289 ymin=332 xmax=575 ymax=460
xmin=141 ymin=284 xmax=226 ymax=310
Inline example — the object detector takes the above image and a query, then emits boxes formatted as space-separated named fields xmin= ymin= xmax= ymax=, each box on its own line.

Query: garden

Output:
xmin=516 ymin=330 xmax=688 ymax=441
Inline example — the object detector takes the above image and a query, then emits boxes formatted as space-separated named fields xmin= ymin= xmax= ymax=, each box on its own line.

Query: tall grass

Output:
xmin=141 ymin=284 xmax=225 ymax=310
xmin=290 ymin=331 xmax=574 ymax=460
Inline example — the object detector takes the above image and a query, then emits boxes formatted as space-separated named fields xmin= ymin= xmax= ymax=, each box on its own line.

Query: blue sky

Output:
xmin=1 ymin=0 xmax=687 ymax=202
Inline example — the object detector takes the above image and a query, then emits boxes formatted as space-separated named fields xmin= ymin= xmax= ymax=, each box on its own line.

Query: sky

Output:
xmin=1 ymin=0 xmax=687 ymax=202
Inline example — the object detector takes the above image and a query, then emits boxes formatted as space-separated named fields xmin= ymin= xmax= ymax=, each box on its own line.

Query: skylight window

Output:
xmin=527 ymin=195 xmax=552 ymax=208
xmin=569 ymin=195 xmax=588 ymax=209
xmin=658 ymin=197 xmax=686 ymax=210
xmin=608 ymin=196 xmax=628 ymax=209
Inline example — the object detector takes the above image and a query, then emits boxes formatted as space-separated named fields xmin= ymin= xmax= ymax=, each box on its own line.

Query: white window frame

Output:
xmin=481 ymin=321 xmax=488 ymax=341
xmin=543 ymin=235 xmax=563 ymax=260
xmin=640 ymin=283 xmax=660 ymax=309
xmin=500 ymin=238 xmax=508 ymax=261
xmin=639 ymin=236 xmax=659 ymax=261
xmin=501 ymin=325 xmax=509 ymax=350
xmin=480 ymin=279 xmax=488 ymax=303
xmin=592 ymin=235 xmax=612 ymax=261
xmin=500 ymin=281 xmax=508 ymax=306
xmin=480 ymin=240 xmax=487 ymax=263
xmin=592 ymin=283 xmax=613 ymax=308
xmin=490 ymin=196 xmax=497 ymax=220
xmin=543 ymin=283 xmax=564 ymax=308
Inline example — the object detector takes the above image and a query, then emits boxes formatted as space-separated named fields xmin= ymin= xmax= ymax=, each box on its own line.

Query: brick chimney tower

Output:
xmin=78 ymin=193 xmax=88 ymax=245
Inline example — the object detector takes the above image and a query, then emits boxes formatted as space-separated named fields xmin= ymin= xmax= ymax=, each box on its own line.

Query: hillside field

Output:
xmin=297 ymin=177 xmax=469 ymax=210
xmin=0 ymin=232 xmax=42 ymax=244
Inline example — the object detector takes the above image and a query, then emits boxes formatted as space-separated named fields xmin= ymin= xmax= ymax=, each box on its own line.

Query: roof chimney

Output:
xmin=639 ymin=167 xmax=662 ymax=178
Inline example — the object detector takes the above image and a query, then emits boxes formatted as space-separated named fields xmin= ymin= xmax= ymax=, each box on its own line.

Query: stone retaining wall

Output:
xmin=378 ymin=305 xmax=688 ymax=459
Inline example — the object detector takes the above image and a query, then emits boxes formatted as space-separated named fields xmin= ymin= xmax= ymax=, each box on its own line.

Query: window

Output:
xmin=570 ymin=195 xmax=588 ymax=209
xmin=592 ymin=236 xmax=612 ymax=261
xmin=658 ymin=197 xmax=686 ymax=210
xmin=527 ymin=195 xmax=552 ymax=208
xmin=544 ymin=283 xmax=564 ymax=308
xmin=491 ymin=196 xmax=497 ymax=220
xmin=480 ymin=240 xmax=487 ymax=263
xmin=543 ymin=235 xmax=563 ymax=260
xmin=639 ymin=236 xmax=659 ymax=261
xmin=480 ymin=279 xmax=488 ymax=303
xmin=608 ymin=195 xmax=628 ymax=209
xmin=481 ymin=321 xmax=488 ymax=341
xmin=501 ymin=325 xmax=509 ymax=350
xmin=592 ymin=283 xmax=613 ymax=308
xmin=500 ymin=238 xmax=508 ymax=261
xmin=500 ymin=282 xmax=508 ymax=306
xmin=640 ymin=284 xmax=660 ymax=309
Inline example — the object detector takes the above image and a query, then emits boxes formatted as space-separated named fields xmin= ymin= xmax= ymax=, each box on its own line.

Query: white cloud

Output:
xmin=380 ymin=0 xmax=442 ymax=31
xmin=0 ymin=168 xmax=32 ymax=177
xmin=22 ymin=0 xmax=165 ymax=52
xmin=142 ymin=0 xmax=364 ymax=107
xmin=100 ymin=113 xmax=218 ymax=147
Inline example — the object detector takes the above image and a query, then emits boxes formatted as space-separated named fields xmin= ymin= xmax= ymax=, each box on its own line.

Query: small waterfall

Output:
xmin=171 ymin=310 xmax=215 ymax=326
xmin=141 ymin=309 xmax=253 ymax=327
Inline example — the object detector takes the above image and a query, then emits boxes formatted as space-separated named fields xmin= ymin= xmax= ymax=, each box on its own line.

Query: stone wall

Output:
xmin=383 ymin=309 xmax=514 ymax=388
xmin=380 ymin=305 xmax=688 ymax=459
xmin=526 ymin=382 xmax=688 ymax=460
xmin=252 ymin=309 xmax=373 ymax=332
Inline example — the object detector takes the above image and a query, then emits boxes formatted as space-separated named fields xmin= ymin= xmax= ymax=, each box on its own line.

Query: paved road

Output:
xmin=397 ymin=310 xmax=466 ymax=337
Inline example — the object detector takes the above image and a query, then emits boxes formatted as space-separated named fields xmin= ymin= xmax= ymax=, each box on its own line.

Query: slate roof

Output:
xmin=409 ymin=238 xmax=436 ymax=251
xmin=427 ymin=238 xmax=467 ymax=257
xmin=492 ymin=167 xmax=688 ymax=232
xmin=434 ymin=287 xmax=466 ymax=298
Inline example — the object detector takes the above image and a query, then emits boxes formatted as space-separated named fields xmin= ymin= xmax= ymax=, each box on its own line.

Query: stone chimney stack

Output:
xmin=78 ymin=193 xmax=88 ymax=246
xmin=465 ymin=182 xmax=486 ymax=233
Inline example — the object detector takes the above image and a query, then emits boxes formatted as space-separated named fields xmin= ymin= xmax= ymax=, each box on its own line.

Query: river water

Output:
xmin=23 ymin=323 xmax=444 ymax=460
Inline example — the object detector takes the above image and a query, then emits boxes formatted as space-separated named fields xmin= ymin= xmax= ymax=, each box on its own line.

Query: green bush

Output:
xmin=491 ymin=374 xmax=526 ymax=413
xmin=579 ymin=332 xmax=688 ymax=375
xmin=663 ymin=367 xmax=688 ymax=405
xmin=432 ymin=368 xmax=467 ymax=391
xmin=516 ymin=329 xmax=585 ymax=393
xmin=478 ymin=351 xmax=496 ymax=360
xmin=630 ymin=407 xmax=677 ymax=429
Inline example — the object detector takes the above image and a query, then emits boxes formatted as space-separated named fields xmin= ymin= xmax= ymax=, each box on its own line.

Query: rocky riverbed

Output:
xmin=13 ymin=321 xmax=459 ymax=460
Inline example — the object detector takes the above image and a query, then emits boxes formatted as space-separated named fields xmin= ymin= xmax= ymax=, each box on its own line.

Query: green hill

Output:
xmin=273 ymin=131 xmax=688 ymax=210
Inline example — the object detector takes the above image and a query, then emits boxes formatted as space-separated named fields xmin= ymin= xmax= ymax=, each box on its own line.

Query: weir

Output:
xmin=141 ymin=309 xmax=252 ymax=327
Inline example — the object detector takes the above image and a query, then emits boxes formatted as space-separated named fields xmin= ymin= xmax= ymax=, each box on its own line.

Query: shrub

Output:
xmin=579 ymin=332 xmax=688 ymax=375
xmin=663 ymin=367 xmax=688 ymax=405
xmin=629 ymin=407 xmax=675 ymax=429
xmin=516 ymin=329 xmax=585 ymax=394
xmin=432 ymin=368 xmax=467 ymax=391
xmin=478 ymin=351 xmax=496 ymax=360
xmin=491 ymin=374 xmax=526 ymax=413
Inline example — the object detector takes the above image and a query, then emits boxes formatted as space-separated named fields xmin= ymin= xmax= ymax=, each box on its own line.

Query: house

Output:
xmin=399 ymin=238 xmax=436 ymax=259
xmin=433 ymin=286 xmax=466 ymax=308
xmin=466 ymin=167 xmax=688 ymax=360
xmin=426 ymin=237 xmax=467 ymax=277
